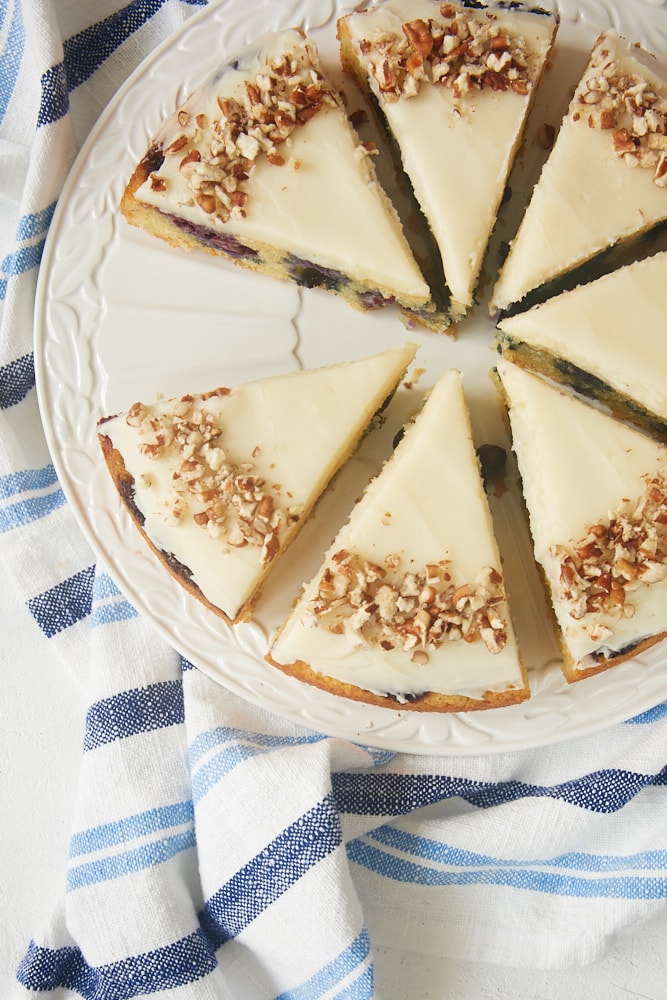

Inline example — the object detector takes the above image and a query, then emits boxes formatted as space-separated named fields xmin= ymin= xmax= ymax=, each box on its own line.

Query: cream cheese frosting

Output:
xmin=496 ymin=358 xmax=667 ymax=670
xmin=98 ymin=345 xmax=417 ymax=622
xmin=339 ymin=0 xmax=558 ymax=314
xmin=491 ymin=31 xmax=667 ymax=313
xmin=132 ymin=28 xmax=429 ymax=305
xmin=269 ymin=369 xmax=526 ymax=702
xmin=496 ymin=250 xmax=667 ymax=425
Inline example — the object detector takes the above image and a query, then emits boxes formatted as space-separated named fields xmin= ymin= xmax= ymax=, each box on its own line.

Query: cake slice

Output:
xmin=495 ymin=358 xmax=667 ymax=682
xmin=496 ymin=250 xmax=667 ymax=441
xmin=338 ymin=0 xmax=558 ymax=321
xmin=97 ymin=345 xmax=417 ymax=624
xmin=121 ymin=29 xmax=438 ymax=327
xmin=491 ymin=31 xmax=667 ymax=314
xmin=268 ymin=369 xmax=528 ymax=712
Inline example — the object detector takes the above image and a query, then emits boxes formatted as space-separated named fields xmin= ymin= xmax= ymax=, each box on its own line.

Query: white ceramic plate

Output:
xmin=35 ymin=0 xmax=667 ymax=755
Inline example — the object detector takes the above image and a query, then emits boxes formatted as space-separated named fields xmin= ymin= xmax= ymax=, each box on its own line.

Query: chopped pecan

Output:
xmin=156 ymin=40 xmax=336 ymax=221
xmin=361 ymin=7 xmax=535 ymax=103
xmin=549 ymin=469 xmax=667 ymax=623
xmin=305 ymin=552 xmax=509 ymax=656
xmin=580 ymin=47 xmax=667 ymax=186
xmin=125 ymin=395 xmax=301 ymax=554
xmin=402 ymin=18 xmax=435 ymax=61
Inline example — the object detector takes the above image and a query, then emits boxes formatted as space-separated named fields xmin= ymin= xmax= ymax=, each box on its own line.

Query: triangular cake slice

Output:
xmin=491 ymin=31 xmax=667 ymax=314
xmin=496 ymin=358 xmax=667 ymax=682
xmin=97 ymin=345 xmax=417 ymax=624
xmin=268 ymin=369 xmax=528 ymax=712
xmin=121 ymin=29 xmax=438 ymax=327
xmin=338 ymin=0 xmax=558 ymax=320
xmin=496 ymin=250 xmax=667 ymax=441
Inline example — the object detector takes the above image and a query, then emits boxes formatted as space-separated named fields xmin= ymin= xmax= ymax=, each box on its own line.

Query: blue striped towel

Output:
xmin=3 ymin=1 xmax=667 ymax=997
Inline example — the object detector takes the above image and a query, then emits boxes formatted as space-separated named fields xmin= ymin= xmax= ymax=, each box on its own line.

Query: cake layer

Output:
xmin=492 ymin=31 xmax=667 ymax=313
xmin=496 ymin=358 xmax=667 ymax=680
xmin=269 ymin=369 xmax=528 ymax=711
xmin=339 ymin=0 xmax=558 ymax=317
xmin=98 ymin=345 xmax=417 ymax=623
xmin=122 ymin=29 xmax=433 ymax=320
xmin=496 ymin=250 xmax=667 ymax=440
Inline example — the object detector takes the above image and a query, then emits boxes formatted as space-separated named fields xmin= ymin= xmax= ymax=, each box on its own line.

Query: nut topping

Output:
xmin=158 ymin=40 xmax=337 ymax=221
xmin=361 ymin=5 xmax=536 ymax=103
xmin=126 ymin=395 xmax=302 ymax=564
xmin=579 ymin=42 xmax=667 ymax=187
xmin=550 ymin=469 xmax=667 ymax=622
xmin=304 ymin=551 xmax=508 ymax=656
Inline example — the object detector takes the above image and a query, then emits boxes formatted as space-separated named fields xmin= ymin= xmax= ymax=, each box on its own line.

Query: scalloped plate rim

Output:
xmin=34 ymin=0 xmax=667 ymax=756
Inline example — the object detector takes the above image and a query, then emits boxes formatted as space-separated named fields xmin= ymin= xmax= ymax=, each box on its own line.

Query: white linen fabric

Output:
xmin=2 ymin=1 xmax=666 ymax=997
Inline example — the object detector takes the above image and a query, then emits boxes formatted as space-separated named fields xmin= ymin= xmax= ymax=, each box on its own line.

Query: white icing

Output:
xmin=270 ymin=369 xmax=526 ymax=700
xmin=134 ymin=29 xmax=429 ymax=304
xmin=342 ymin=0 xmax=557 ymax=311
xmin=100 ymin=345 xmax=417 ymax=621
xmin=492 ymin=31 xmax=667 ymax=312
xmin=497 ymin=359 xmax=667 ymax=664
xmin=497 ymin=250 xmax=667 ymax=421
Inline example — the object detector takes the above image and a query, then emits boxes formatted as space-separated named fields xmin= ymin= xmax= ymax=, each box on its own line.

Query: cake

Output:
xmin=496 ymin=250 xmax=667 ymax=441
xmin=491 ymin=31 xmax=667 ymax=314
xmin=338 ymin=0 xmax=558 ymax=321
xmin=97 ymin=345 xmax=417 ymax=624
xmin=268 ymin=369 xmax=528 ymax=711
xmin=120 ymin=29 xmax=441 ymax=327
xmin=495 ymin=358 xmax=667 ymax=682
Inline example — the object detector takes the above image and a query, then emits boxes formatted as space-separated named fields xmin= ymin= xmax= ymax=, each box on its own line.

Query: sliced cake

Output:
xmin=496 ymin=250 xmax=667 ymax=441
xmin=268 ymin=369 xmax=528 ymax=712
xmin=97 ymin=345 xmax=417 ymax=624
xmin=120 ymin=29 xmax=440 ymax=327
xmin=496 ymin=358 xmax=667 ymax=682
xmin=338 ymin=0 xmax=558 ymax=320
xmin=491 ymin=31 xmax=667 ymax=314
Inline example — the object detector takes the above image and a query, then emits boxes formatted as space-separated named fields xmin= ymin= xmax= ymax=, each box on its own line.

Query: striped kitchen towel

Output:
xmin=3 ymin=1 xmax=667 ymax=997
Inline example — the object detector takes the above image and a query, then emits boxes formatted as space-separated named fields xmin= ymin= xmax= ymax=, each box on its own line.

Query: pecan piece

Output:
xmin=403 ymin=18 xmax=435 ymax=60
